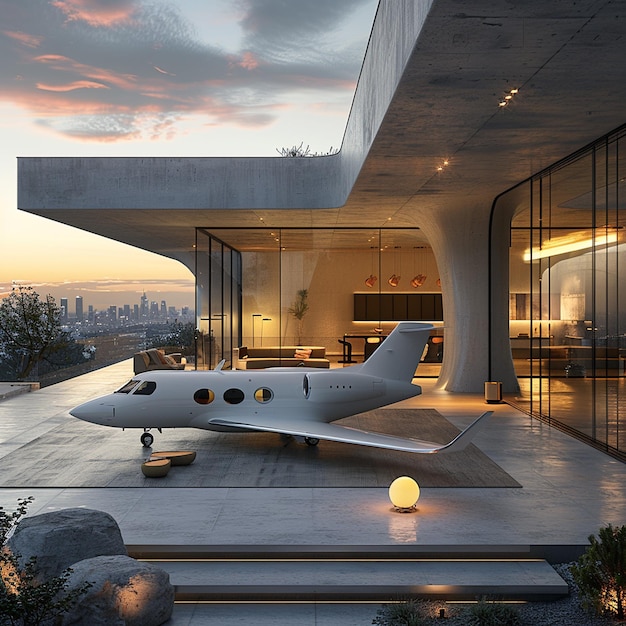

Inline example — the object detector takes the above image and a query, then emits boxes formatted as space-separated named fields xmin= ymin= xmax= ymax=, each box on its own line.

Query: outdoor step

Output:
xmin=144 ymin=558 xmax=569 ymax=602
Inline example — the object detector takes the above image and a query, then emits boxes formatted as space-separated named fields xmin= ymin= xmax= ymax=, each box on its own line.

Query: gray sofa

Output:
xmin=234 ymin=346 xmax=330 ymax=369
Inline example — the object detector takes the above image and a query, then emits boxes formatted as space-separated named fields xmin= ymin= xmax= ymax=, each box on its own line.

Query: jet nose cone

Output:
xmin=70 ymin=399 xmax=115 ymax=425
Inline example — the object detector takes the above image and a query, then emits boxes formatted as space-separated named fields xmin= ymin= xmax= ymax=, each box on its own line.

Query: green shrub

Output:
xmin=465 ymin=598 xmax=521 ymax=625
xmin=570 ymin=523 xmax=626 ymax=619
xmin=372 ymin=599 xmax=428 ymax=625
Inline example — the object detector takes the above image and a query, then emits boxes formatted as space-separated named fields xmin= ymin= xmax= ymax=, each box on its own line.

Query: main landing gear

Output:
xmin=288 ymin=435 xmax=320 ymax=447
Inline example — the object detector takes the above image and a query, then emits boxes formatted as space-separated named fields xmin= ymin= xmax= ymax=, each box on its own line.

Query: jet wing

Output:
xmin=208 ymin=411 xmax=492 ymax=455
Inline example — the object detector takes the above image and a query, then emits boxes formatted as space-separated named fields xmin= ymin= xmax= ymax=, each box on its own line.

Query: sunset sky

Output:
xmin=0 ymin=0 xmax=377 ymax=309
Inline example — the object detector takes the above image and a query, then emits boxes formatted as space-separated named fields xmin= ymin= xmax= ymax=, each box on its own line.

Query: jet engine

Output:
xmin=303 ymin=371 xmax=385 ymax=403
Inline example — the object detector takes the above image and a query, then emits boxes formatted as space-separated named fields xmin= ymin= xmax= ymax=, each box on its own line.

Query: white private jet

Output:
xmin=70 ymin=322 xmax=491 ymax=453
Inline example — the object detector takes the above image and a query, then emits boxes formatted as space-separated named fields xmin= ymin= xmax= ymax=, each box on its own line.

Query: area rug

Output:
xmin=0 ymin=408 xmax=520 ymax=488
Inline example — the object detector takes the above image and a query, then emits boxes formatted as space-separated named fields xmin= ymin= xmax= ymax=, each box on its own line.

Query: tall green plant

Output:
xmin=288 ymin=289 xmax=309 ymax=344
xmin=0 ymin=497 xmax=92 ymax=626
xmin=571 ymin=523 xmax=626 ymax=619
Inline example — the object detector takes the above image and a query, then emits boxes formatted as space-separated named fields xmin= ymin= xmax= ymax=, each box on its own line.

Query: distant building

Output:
xmin=140 ymin=292 xmax=148 ymax=319
xmin=60 ymin=297 xmax=68 ymax=323
xmin=75 ymin=296 xmax=83 ymax=322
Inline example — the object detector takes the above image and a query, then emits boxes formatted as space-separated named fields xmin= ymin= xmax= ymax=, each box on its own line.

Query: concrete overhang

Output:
xmin=17 ymin=0 xmax=626 ymax=270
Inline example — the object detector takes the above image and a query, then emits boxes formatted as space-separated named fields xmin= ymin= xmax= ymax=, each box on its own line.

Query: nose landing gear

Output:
xmin=140 ymin=432 xmax=154 ymax=447
xmin=140 ymin=428 xmax=162 ymax=447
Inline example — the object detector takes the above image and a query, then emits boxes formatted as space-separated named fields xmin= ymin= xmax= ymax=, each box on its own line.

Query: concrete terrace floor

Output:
xmin=1 ymin=360 xmax=626 ymax=624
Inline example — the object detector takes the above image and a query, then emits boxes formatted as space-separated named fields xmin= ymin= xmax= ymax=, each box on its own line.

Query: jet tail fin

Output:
xmin=357 ymin=322 xmax=433 ymax=382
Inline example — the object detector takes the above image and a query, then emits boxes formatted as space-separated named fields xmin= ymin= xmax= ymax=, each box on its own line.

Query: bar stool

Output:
xmin=338 ymin=338 xmax=356 ymax=363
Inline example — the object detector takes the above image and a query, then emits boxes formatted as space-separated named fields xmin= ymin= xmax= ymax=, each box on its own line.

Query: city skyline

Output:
xmin=2 ymin=277 xmax=196 ymax=312
xmin=58 ymin=286 xmax=194 ymax=319
xmin=0 ymin=0 xmax=378 ymax=295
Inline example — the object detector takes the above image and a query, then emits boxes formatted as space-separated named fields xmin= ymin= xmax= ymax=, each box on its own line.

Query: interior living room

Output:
xmin=194 ymin=227 xmax=443 ymax=375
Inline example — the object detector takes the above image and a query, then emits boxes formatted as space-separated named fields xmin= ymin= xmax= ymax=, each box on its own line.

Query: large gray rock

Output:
xmin=61 ymin=555 xmax=174 ymax=626
xmin=7 ymin=508 xmax=127 ymax=580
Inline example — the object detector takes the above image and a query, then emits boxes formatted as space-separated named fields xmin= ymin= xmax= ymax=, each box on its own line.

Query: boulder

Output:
xmin=7 ymin=508 xmax=127 ymax=580
xmin=61 ymin=555 xmax=174 ymax=626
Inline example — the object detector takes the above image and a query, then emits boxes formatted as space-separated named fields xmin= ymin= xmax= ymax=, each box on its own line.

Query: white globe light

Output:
xmin=389 ymin=476 xmax=420 ymax=510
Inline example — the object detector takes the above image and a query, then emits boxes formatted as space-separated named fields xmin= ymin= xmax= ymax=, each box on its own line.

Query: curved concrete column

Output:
xmin=489 ymin=189 xmax=524 ymax=394
xmin=417 ymin=203 xmax=517 ymax=393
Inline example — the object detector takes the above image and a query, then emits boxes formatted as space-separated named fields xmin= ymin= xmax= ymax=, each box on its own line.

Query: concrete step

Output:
xmin=143 ymin=558 xmax=569 ymax=602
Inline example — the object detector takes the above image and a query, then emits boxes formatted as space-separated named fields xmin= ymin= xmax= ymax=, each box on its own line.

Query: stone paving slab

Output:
xmin=153 ymin=558 xmax=568 ymax=601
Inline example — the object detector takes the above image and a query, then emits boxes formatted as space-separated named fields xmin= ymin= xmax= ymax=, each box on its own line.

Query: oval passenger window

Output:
xmin=194 ymin=389 xmax=215 ymax=405
xmin=254 ymin=388 xmax=273 ymax=403
xmin=223 ymin=388 xmax=245 ymax=404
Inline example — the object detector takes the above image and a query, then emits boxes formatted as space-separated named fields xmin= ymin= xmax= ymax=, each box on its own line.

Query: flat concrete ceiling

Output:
xmin=18 ymin=1 xmax=626 ymax=265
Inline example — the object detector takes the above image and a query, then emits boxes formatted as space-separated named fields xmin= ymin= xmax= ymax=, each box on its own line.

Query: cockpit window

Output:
xmin=115 ymin=379 xmax=140 ymax=394
xmin=133 ymin=381 xmax=156 ymax=395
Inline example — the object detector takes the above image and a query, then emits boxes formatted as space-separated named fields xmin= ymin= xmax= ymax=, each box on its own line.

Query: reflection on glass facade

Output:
xmin=502 ymin=124 xmax=626 ymax=461
xmin=195 ymin=227 xmax=441 ymax=369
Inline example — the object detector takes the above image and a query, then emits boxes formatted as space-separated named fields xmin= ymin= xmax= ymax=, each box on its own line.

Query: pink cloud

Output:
xmin=153 ymin=65 xmax=176 ymax=76
xmin=2 ymin=30 xmax=43 ymax=48
xmin=37 ymin=80 xmax=109 ymax=92
xmin=50 ymin=0 xmax=137 ymax=27
xmin=33 ymin=54 xmax=138 ymax=90
xmin=239 ymin=51 xmax=260 ymax=71
xmin=227 ymin=51 xmax=261 ymax=71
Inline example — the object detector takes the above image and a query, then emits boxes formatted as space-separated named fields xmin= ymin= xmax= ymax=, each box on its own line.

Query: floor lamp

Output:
xmin=251 ymin=314 xmax=262 ymax=347
xmin=261 ymin=318 xmax=272 ymax=346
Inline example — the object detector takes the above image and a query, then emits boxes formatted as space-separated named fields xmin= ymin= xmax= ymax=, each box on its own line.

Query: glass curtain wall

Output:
xmin=195 ymin=229 xmax=242 ymax=369
xmin=503 ymin=124 xmax=626 ymax=460
xmin=195 ymin=227 xmax=441 ymax=368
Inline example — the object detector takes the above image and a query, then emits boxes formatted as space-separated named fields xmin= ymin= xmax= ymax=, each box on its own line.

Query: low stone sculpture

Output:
xmin=61 ymin=555 xmax=174 ymax=626
xmin=7 ymin=507 xmax=127 ymax=580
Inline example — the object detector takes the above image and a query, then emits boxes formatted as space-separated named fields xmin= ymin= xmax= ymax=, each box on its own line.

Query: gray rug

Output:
xmin=0 ymin=409 xmax=520 ymax=488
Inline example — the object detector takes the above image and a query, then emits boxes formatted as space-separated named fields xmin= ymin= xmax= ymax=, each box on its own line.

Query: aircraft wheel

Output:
xmin=304 ymin=437 xmax=320 ymax=446
xmin=141 ymin=432 xmax=154 ymax=448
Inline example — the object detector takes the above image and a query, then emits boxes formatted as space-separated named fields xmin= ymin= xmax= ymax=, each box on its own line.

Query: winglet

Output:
xmin=435 ymin=411 xmax=492 ymax=453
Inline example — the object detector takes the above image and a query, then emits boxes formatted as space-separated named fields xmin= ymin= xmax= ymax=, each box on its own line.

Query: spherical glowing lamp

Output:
xmin=389 ymin=476 xmax=420 ymax=511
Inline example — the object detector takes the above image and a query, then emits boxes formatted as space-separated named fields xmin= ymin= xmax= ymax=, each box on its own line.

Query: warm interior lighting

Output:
xmin=388 ymin=274 xmax=400 ymax=287
xmin=389 ymin=476 xmax=420 ymax=511
xmin=498 ymin=87 xmax=519 ymax=107
xmin=365 ymin=274 xmax=377 ymax=288
xmin=523 ymin=231 xmax=619 ymax=261
xmin=411 ymin=274 xmax=426 ymax=288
